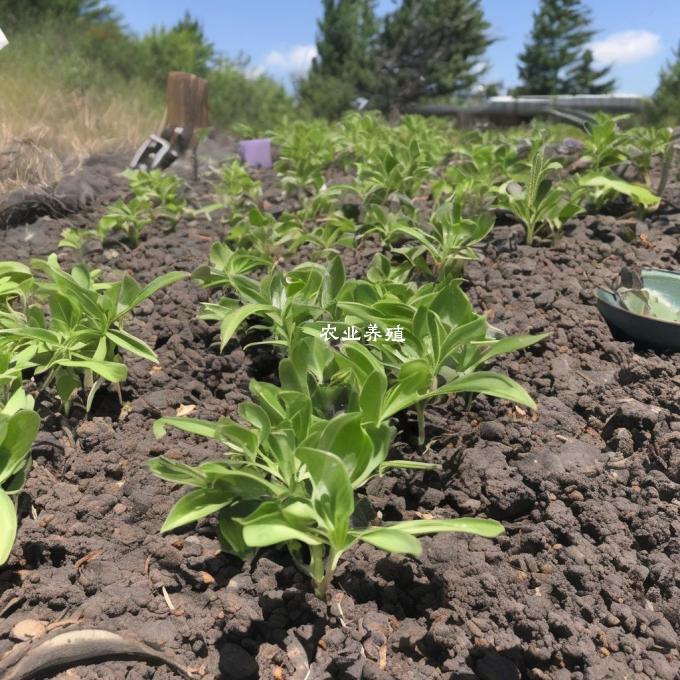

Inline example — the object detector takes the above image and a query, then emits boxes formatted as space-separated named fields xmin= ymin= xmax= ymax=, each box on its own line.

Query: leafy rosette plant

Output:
xmin=355 ymin=138 xmax=433 ymax=206
xmin=335 ymin=278 xmax=546 ymax=443
xmin=0 ymin=388 xmax=40 ymax=565
xmin=150 ymin=377 xmax=503 ymax=599
xmin=121 ymin=168 xmax=186 ymax=225
xmin=495 ymin=143 xmax=583 ymax=245
xmin=225 ymin=208 xmax=303 ymax=258
xmin=0 ymin=255 xmax=188 ymax=412
xmin=0 ymin=262 xmax=33 ymax=314
xmin=391 ymin=197 xmax=495 ymax=279
xmin=192 ymin=242 xmax=272 ymax=288
xmin=197 ymin=254 xmax=346 ymax=351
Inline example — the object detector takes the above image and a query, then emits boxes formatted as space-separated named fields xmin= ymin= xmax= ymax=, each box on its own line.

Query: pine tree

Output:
xmin=515 ymin=0 xmax=615 ymax=95
xmin=649 ymin=43 xmax=680 ymax=124
xmin=375 ymin=0 xmax=492 ymax=113
xmin=0 ymin=0 xmax=115 ymax=31
xmin=298 ymin=0 xmax=378 ymax=118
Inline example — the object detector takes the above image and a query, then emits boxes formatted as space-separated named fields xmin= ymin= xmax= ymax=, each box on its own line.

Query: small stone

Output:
xmin=479 ymin=421 xmax=505 ymax=441
xmin=607 ymin=428 xmax=634 ymax=456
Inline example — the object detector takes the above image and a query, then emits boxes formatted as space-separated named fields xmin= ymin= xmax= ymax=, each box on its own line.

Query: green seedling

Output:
xmin=578 ymin=173 xmax=660 ymax=212
xmin=150 ymin=373 xmax=503 ymax=600
xmin=0 ymin=255 xmax=188 ymax=412
xmin=496 ymin=144 xmax=582 ymax=244
xmin=121 ymin=168 xmax=186 ymax=224
xmin=392 ymin=198 xmax=495 ymax=279
xmin=0 ymin=388 xmax=40 ymax=565
xmin=97 ymin=198 xmax=153 ymax=248
xmin=226 ymin=208 xmax=302 ymax=258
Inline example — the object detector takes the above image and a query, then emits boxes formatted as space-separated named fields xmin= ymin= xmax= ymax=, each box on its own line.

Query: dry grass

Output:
xmin=0 ymin=51 xmax=162 ymax=194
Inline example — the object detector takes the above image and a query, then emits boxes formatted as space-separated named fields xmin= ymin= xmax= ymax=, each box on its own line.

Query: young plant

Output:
xmin=0 ymin=387 xmax=40 ymax=565
xmin=58 ymin=227 xmax=98 ymax=259
xmin=149 ymin=359 xmax=504 ymax=599
xmin=192 ymin=242 xmax=272 ymax=289
xmin=197 ymin=255 xmax=345 ymax=350
xmin=97 ymin=198 xmax=153 ymax=248
xmin=578 ymin=172 xmax=660 ymax=212
xmin=496 ymin=144 xmax=582 ymax=245
xmin=225 ymin=208 xmax=302 ymax=259
xmin=582 ymin=113 xmax=632 ymax=170
xmin=301 ymin=213 xmax=356 ymax=257
xmin=334 ymin=281 xmax=544 ymax=444
xmin=121 ymin=168 xmax=186 ymax=224
xmin=392 ymin=198 xmax=495 ymax=279
xmin=355 ymin=139 xmax=433 ymax=205
xmin=212 ymin=160 xmax=263 ymax=209
xmin=0 ymin=256 xmax=188 ymax=412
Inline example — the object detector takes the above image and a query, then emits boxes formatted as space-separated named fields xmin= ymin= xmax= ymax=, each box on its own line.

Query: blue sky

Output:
xmin=111 ymin=0 xmax=680 ymax=95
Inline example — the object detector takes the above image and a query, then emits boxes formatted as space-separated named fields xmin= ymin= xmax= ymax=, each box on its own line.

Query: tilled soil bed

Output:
xmin=0 ymin=157 xmax=678 ymax=680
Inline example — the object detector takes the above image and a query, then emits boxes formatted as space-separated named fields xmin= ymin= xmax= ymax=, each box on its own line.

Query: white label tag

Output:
xmin=0 ymin=28 xmax=7 ymax=51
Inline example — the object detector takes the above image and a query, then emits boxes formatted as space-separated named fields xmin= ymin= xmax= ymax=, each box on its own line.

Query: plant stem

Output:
xmin=309 ymin=544 xmax=326 ymax=596
xmin=315 ymin=549 xmax=340 ymax=600
xmin=416 ymin=400 xmax=426 ymax=446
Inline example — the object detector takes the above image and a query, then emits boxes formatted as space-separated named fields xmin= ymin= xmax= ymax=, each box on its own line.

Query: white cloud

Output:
xmin=263 ymin=44 xmax=318 ymax=76
xmin=589 ymin=30 xmax=662 ymax=66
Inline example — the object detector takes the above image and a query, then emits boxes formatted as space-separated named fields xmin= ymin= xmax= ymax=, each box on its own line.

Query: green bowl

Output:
xmin=596 ymin=268 xmax=680 ymax=351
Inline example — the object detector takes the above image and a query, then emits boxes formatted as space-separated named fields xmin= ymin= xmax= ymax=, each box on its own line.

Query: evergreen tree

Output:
xmin=137 ymin=12 xmax=215 ymax=87
xmin=649 ymin=43 xmax=680 ymax=124
xmin=375 ymin=0 xmax=492 ymax=113
xmin=515 ymin=0 xmax=615 ymax=95
xmin=0 ymin=0 xmax=115 ymax=32
xmin=298 ymin=0 xmax=378 ymax=118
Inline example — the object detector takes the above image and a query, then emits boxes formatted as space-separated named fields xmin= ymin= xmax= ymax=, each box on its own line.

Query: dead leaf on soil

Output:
xmin=199 ymin=571 xmax=215 ymax=585
xmin=176 ymin=404 xmax=197 ymax=417
xmin=379 ymin=642 xmax=387 ymax=670
xmin=75 ymin=549 xmax=102 ymax=573
xmin=10 ymin=619 xmax=46 ymax=641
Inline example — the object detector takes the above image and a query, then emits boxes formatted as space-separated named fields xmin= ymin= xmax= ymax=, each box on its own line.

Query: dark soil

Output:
xmin=0 ymin=152 xmax=678 ymax=680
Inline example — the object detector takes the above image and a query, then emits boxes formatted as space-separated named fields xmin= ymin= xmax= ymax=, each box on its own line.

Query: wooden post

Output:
xmin=166 ymin=72 xmax=208 ymax=180
xmin=166 ymin=72 xmax=209 ymax=130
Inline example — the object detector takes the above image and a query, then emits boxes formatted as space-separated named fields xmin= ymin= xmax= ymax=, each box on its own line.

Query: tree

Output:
xmin=515 ymin=0 xmax=614 ymax=95
xmin=0 ymin=0 xmax=115 ymax=32
xmin=298 ymin=0 xmax=378 ymax=118
xmin=649 ymin=43 xmax=680 ymax=124
xmin=374 ymin=0 xmax=493 ymax=114
xmin=136 ymin=12 xmax=215 ymax=88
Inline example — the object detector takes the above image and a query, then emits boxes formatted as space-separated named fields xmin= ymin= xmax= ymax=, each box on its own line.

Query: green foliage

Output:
xmin=515 ymin=0 xmax=614 ymax=95
xmin=134 ymin=12 xmax=213 ymax=89
xmin=0 ymin=0 xmax=116 ymax=33
xmin=209 ymin=59 xmax=301 ymax=133
xmin=0 ymin=388 xmax=40 ymax=565
xmin=149 ymin=336 xmax=506 ymax=598
xmin=97 ymin=198 xmax=153 ymax=249
xmin=581 ymin=114 xmax=632 ymax=169
xmin=496 ymin=143 xmax=583 ymax=244
xmin=298 ymin=0 xmax=379 ymax=118
xmin=375 ymin=0 xmax=493 ymax=112
xmin=211 ymin=161 xmax=263 ymax=211
xmin=649 ymin=42 xmax=680 ymax=125
xmin=0 ymin=255 xmax=188 ymax=412
xmin=80 ymin=170 xmax=186 ymax=249
xmin=578 ymin=173 xmax=660 ymax=212
xmin=223 ymin=208 xmax=303 ymax=259
xmin=392 ymin=198 xmax=495 ymax=279
xmin=121 ymin=169 xmax=186 ymax=223
xmin=2 ymin=7 xmax=298 ymax=135
xmin=298 ymin=0 xmax=493 ymax=116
